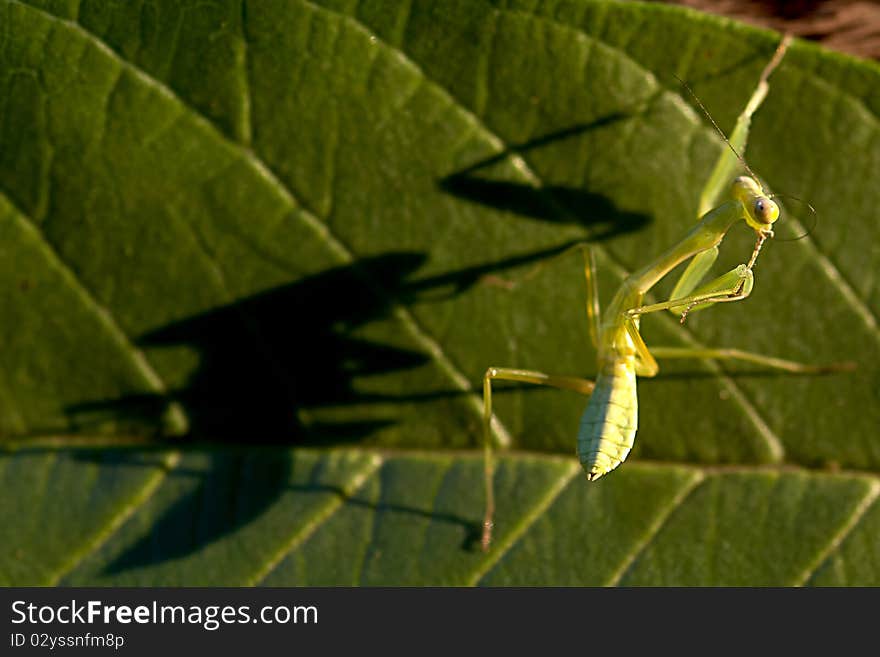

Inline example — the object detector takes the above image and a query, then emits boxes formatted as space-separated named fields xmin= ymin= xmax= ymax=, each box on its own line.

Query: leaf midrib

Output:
xmin=18 ymin=444 xmax=880 ymax=585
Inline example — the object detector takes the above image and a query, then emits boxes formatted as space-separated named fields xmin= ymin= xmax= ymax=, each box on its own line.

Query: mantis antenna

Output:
xmin=674 ymin=33 xmax=793 ymax=186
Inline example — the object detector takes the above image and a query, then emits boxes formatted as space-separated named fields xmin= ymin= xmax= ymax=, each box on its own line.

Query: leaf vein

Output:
xmin=471 ymin=462 xmax=580 ymax=586
xmin=0 ymin=190 xmax=188 ymax=434
xmin=502 ymin=5 xmax=880 ymax=338
xmin=795 ymin=479 xmax=880 ymax=586
xmin=8 ymin=0 xmax=514 ymax=450
xmin=605 ymin=470 xmax=705 ymax=586
xmin=51 ymin=451 xmax=181 ymax=585
xmin=247 ymin=454 xmax=383 ymax=586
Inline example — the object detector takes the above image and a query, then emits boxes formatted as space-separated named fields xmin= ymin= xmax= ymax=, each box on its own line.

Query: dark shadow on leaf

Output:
xmin=441 ymin=178 xmax=652 ymax=242
xmin=99 ymin=450 xmax=294 ymax=575
xmin=66 ymin=245 xmax=603 ymax=446
xmin=439 ymin=116 xmax=653 ymax=241
xmin=396 ymin=239 xmax=598 ymax=302
xmin=69 ymin=253 xmax=434 ymax=445
xmin=58 ymin=246 xmax=592 ymax=570
xmin=66 ymin=447 xmax=481 ymax=574
xmin=282 ymin=483 xmax=484 ymax=553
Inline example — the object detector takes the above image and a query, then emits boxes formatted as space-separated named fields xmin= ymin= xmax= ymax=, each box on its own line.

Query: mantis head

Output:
xmin=733 ymin=175 xmax=779 ymax=236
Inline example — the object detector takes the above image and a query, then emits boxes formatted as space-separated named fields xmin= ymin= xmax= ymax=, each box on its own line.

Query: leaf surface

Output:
xmin=1 ymin=0 xmax=878 ymax=585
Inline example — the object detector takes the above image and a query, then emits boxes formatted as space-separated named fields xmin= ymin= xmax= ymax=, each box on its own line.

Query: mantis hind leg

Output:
xmin=481 ymin=368 xmax=595 ymax=551
xmin=583 ymin=247 xmax=601 ymax=349
xmin=649 ymin=347 xmax=855 ymax=374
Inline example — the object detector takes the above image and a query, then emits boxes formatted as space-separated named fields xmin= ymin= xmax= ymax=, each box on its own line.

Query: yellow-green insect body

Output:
xmin=479 ymin=36 xmax=850 ymax=550
xmin=577 ymin=353 xmax=638 ymax=481
xmin=577 ymin=177 xmax=776 ymax=481
xmin=577 ymin=273 xmax=643 ymax=479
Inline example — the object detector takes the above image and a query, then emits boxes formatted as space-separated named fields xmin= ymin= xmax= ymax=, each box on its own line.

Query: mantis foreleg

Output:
xmin=667 ymin=34 xmax=792 ymax=311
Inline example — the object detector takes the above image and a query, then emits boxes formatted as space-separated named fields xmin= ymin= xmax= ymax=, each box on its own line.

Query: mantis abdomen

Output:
xmin=577 ymin=357 xmax=638 ymax=481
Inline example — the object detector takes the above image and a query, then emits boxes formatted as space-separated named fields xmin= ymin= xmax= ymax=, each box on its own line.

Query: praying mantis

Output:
xmin=479 ymin=35 xmax=852 ymax=551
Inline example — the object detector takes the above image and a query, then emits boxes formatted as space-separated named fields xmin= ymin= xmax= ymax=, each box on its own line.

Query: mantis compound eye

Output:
xmin=754 ymin=197 xmax=779 ymax=225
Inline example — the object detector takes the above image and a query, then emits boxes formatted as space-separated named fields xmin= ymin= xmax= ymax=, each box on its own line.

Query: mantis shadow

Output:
xmin=60 ymin=244 xmax=591 ymax=573
xmin=52 ymin=109 xmax=664 ymax=575
xmin=439 ymin=116 xmax=653 ymax=241
xmin=65 ymin=245 xmax=595 ymax=445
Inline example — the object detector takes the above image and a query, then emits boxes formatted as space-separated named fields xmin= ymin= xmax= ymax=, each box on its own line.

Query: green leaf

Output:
xmin=1 ymin=0 xmax=878 ymax=585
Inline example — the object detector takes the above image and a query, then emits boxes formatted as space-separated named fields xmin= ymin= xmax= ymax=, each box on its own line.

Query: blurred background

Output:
xmin=653 ymin=0 xmax=880 ymax=59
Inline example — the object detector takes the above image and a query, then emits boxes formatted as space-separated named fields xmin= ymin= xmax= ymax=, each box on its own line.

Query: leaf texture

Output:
xmin=1 ymin=0 xmax=878 ymax=585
